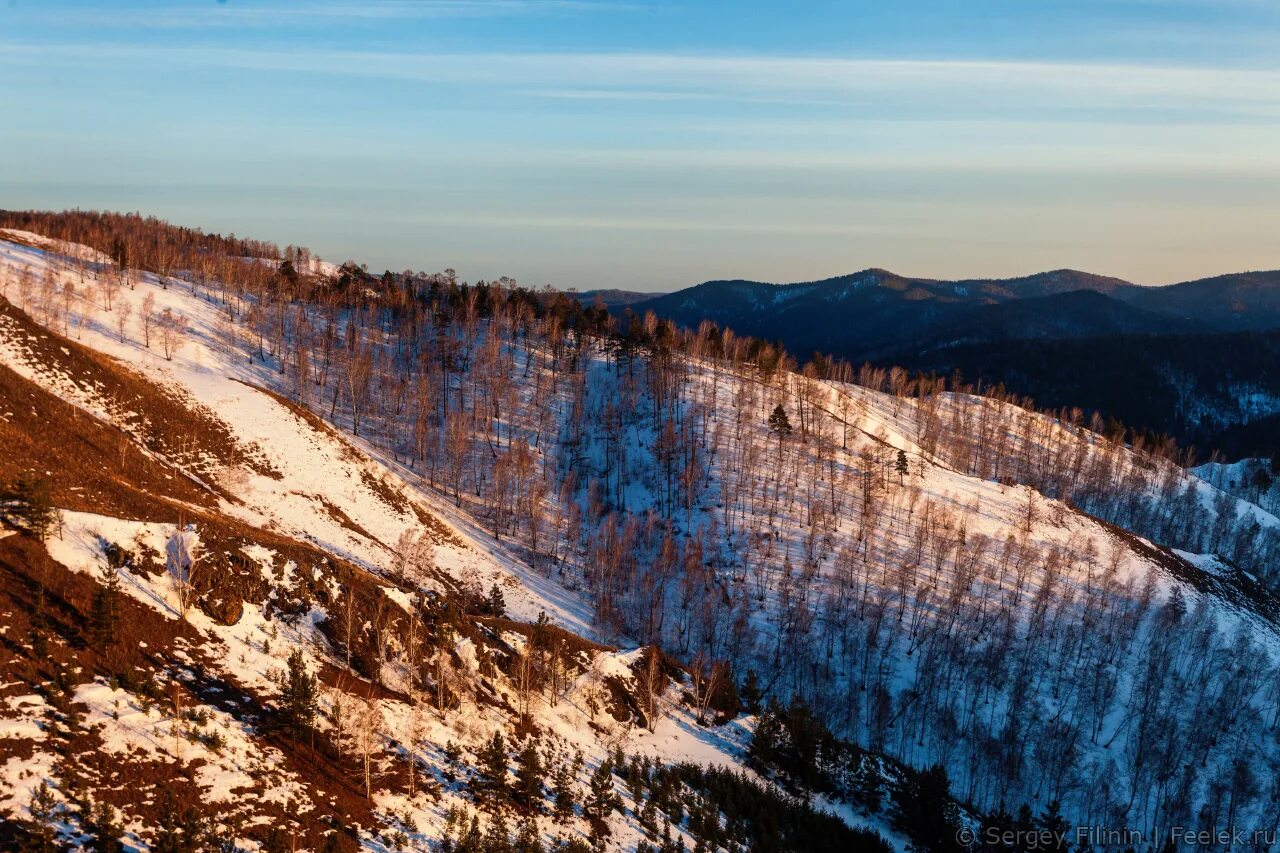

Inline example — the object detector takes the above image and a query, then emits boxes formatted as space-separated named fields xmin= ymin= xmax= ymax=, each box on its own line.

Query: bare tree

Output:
xmin=390 ymin=528 xmax=436 ymax=586
xmin=157 ymin=307 xmax=187 ymax=360
xmin=636 ymin=646 xmax=666 ymax=732
xmin=140 ymin=292 xmax=156 ymax=348
xmin=512 ymin=646 xmax=539 ymax=727
xmin=350 ymin=694 xmax=384 ymax=799
xmin=165 ymin=524 xmax=202 ymax=620
xmin=113 ymin=300 xmax=132 ymax=343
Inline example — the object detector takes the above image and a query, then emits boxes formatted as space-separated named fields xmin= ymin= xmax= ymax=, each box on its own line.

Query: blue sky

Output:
xmin=2 ymin=0 xmax=1279 ymax=290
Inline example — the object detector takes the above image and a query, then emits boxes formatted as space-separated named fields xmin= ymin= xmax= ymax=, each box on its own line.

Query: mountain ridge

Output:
xmin=618 ymin=263 xmax=1280 ymax=456
xmin=628 ymin=264 xmax=1280 ymax=331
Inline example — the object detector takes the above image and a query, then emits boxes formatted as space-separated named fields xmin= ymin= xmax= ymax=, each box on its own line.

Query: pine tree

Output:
xmin=767 ymin=405 xmax=793 ymax=460
xmin=26 ymin=781 xmax=58 ymax=853
xmin=90 ymin=565 xmax=123 ymax=649
xmin=261 ymin=827 xmax=289 ymax=853
xmin=895 ymin=448 xmax=910 ymax=483
xmin=552 ymin=759 xmax=576 ymax=819
xmin=1036 ymin=800 xmax=1069 ymax=853
xmin=893 ymin=763 xmax=961 ymax=853
xmin=512 ymin=738 xmax=544 ymax=811
xmin=739 ymin=669 xmax=762 ymax=714
xmin=474 ymin=731 xmax=509 ymax=805
xmin=153 ymin=790 xmax=207 ymax=853
xmin=487 ymin=583 xmax=507 ymax=618
xmin=111 ymin=236 xmax=129 ymax=273
xmin=278 ymin=258 xmax=299 ymax=288
xmin=89 ymin=800 xmax=125 ymax=853
xmin=7 ymin=473 xmax=55 ymax=541
xmin=280 ymin=648 xmax=318 ymax=740
xmin=583 ymin=760 xmax=621 ymax=825
xmin=485 ymin=811 xmax=513 ymax=853
xmin=459 ymin=814 xmax=483 ymax=853
xmin=515 ymin=818 xmax=545 ymax=853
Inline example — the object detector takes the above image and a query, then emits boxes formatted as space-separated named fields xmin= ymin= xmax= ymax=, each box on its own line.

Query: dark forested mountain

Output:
xmin=579 ymin=288 xmax=668 ymax=307
xmin=1123 ymin=270 xmax=1280 ymax=330
xmin=626 ymin=266 xmax=1280 ymax=358
xmin=898 ymin=289 xmax=1206 ymax=355
xmin=624 ymin=266 xmax=1280 ymax=457
xmin=898 ymin=329 xmax=1280 ymax=458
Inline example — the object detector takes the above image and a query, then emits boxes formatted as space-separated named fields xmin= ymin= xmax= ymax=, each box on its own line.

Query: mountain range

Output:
xmin=608 ymin=267 xmax=1280 ymax=359
xmin=603 ymin=267 xmax=1280 ymax=457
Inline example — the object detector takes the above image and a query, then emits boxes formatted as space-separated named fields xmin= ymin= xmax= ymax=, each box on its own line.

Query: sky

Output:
xmin=2 ymin=1 xmax=1280 ymax=291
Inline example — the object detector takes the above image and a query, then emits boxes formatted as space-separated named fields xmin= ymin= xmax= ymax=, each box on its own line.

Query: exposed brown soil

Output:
xmin=0 ymin=532 xmax=380 ymax=851
xmin=0 ymin=358 xmax=220 ymax=519
xmin=0 ymin=295 xmax=280 ymax=501
xmin=0 ymin=297 xmax=492 ymax=848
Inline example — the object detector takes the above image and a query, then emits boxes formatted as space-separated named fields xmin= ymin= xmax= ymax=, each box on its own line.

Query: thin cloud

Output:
xmin=18 ymin=0 xmax=636 ymax=30
xmin=10 ymin=43 xmax=1279 ymax=117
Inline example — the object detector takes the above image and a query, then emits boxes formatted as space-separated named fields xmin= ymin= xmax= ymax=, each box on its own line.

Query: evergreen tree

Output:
xmin=893 ymin=764 xmax=962 ymax=853
xmin=1037 ymin=800 xmax=1070 ymax=853
xmin=7 ymin=473 xmax=55 ymax=541
xmin=512 ymin=738 xmax=544 ymax=811
xmin=747 ymin=699 xmax=832 ymax=791
xmin=153 ymin=790 xmax=207 ymax=853
xmin=487 ymin=583 xmax=507 ymax=618
xmin=484 ymin=811 xmax=513 ymax=853
xmin=767 ymin=405 xmax=793 ymax=459
xmin=90 ymin=565 xmax=123 ymax=649
xmin=895 ymin=449 xmax=910 ymax=483
xmin=280 ymin=648 xmax=318 ymax=740
xmin=89 ymin=799 xmax=125 ymax=853
xmin=110 ymin=236 xmax=129 ymax=273
xmin=583 ymin=760 xmax=621 ymax=826
xmin=552 ymin=759 xmax=576 ymax=819
xmin=515 ymin=818 xmax=544 ymax=853
xmin=739 ymin=669 xmax=762 ymax=714
xmin=459 ymin=814 xmax=483 ymax=853
xmin=261 ymin=827 xmax=289 ymax=853
xmin=474 ymin=731 xmax=509 ymax=805
xmin=26 ymin=781 xmax=58 ymax=853
xmin=278 ymin=259 xmax=299 ymax=287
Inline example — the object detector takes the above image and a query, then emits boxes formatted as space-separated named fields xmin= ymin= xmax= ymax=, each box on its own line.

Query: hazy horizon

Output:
xmin=4 ymin=0 xmax=1280 ymax=291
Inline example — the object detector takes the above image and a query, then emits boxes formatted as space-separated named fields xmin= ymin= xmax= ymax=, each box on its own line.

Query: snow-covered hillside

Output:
xmin=3 ymin=219 xmax=1280 ymax=851
xmin=1195 ymin=457 xmax=1280 ymax=517
xmin=0 ymin=229 xmax=901 ymax=851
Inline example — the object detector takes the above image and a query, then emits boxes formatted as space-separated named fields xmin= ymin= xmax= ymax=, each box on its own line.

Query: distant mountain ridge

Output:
xmin=578 ymin=287 xmax=668 ymax=307
xmin=620 ymin=265 xmax=1280 ymax=457
xmin=622 ymin=265 xmax=1280 ymax=360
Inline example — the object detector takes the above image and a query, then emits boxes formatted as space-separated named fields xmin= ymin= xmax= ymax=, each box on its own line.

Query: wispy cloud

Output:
xmin=15 ymin=0 xmax=635 ymax=30
xmin=8 ymin=42 xmax=1279 ymax=119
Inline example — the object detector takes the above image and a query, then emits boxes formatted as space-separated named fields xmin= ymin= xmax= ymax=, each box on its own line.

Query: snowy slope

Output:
xmin=0 ymin=233 xmax=895 ymax=851
xmin=5 ymin=227 xmax=1280 ymax=848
